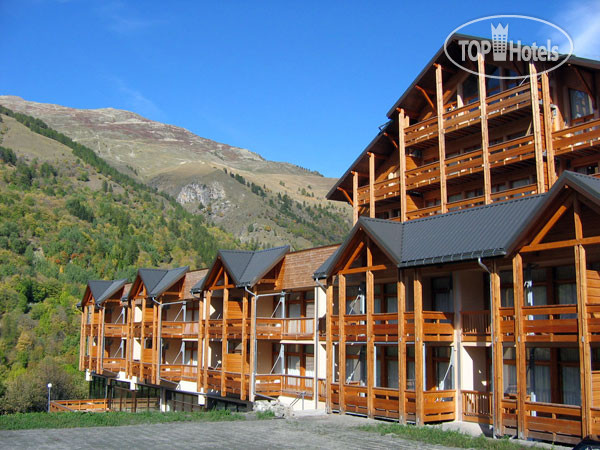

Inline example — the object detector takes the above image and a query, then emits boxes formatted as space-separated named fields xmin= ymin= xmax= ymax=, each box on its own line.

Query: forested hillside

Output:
xmin=0 ymin=108 xmax=243 ymax=413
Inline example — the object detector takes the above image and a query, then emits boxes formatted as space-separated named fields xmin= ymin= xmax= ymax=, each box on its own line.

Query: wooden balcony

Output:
xmin=522 ymin=304 xmax=578 ymax=342
xmin=344 ymin=384 xmax=368 ymax=415
xmin=498 ymin=307 xmax=515 ymax=342
xmin=423 ymin=390 xmax=456 ymax=422
xmin=103 ymin=357 xmax=126 ymax=373
xmin=104 ymin=323 xmax=127 ymax=338
xmin=524 ymin=401 xmax=582 ymax=444
xmin=553 ymin=118 xmax=600 ymax=156
xmin=587 ymin=304 xmax=600 ymax=342
xmin=255 ymin=318 xmax=314 ymax=340
xmin=207 ymin=319 xmax=223 ymax=338
xmin=160 ymin=364 xmax=198 ymax=382
xmin=461 ymin=310 xmax=491 ymax=342
xmin=255 ymin=374 xmax=317 ymax=399
xmin=161 ymin=321 xmax=199 ymax=339
xmin=372 ymin=313 xmax=398 ymax=342
xmin=206 ymin=369 xmax=221 ymax=391
xmin=423 ymin=311 xmax=454 ymax=342
xmin=225 ymin=319 xmax=244 ymax=338
xmin=343 ymin=314 xmax=367 ymax=341
xmin=373 ymin=387 xmax=400 ymax=419
xmin=462 ymin=390 xmax=491 ymax=423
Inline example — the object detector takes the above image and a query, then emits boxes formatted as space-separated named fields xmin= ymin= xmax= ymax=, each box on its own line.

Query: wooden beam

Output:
xmin=203 ymin=290 xmax=211 ymax=393
xmin=339 ymin=264 xmax=388 ymax=275
xmin=521 ymin=235 xmax=600 ymax=253
xmin=369 ymin=152 xmax=375 ymax=218
xmin=477 ymin=53 xmax=492 ymax=204
xmin=337 ymin=187 xmax=353 ymax=206
xmin=435 ymin=64 xmax=447 ymax=214
xmin=343 ymin=241 xmax=365 ymax=271
xmin=414 ymin=269 xmax=424 ymax=426
xmin=366 ymin=241 xmax=375 ymax=418
xmin=221 ymin=273 xmax=229 ymax=396
xmin=415 ymin=85 xmax=435 ymax=110
xmin=530 ymin=196 xmax=573 ymax=246
xmin=397 ymin=270 xmax=406 ymax=424
xmin=512 ymin=254 xmax=526 ymax=440
xmin=541 ymin=72 xmax=556 ymax=185
xmin=326 ymin=283 xmax=334 ymax=413
xmin=352 ymin=171 xmax=359 ymax=225
xmin=140 ymin=297 xmax=146 ymax=381
xmin=529 ymin=62 xmax=546 ymax=194
xmin=197 ymin=293 xmax=204 ymax=393
xmin=574 ymin=195 xmax=592 ymax=437
xmin=491 ymin=260 xmax=503 ymax=436
xmin=339 ymin=274 xmax=346 ymax=414
xmin=241 ymin=290 xmax=248 ymax=400
xmin=383 ymin=132 xmax=399 ymax=149
xmin=398 ymin=110 xmax=407 ymax=222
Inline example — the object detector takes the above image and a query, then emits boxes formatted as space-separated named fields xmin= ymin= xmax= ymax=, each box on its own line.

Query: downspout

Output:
xmin=244 ymin=286 xmax=285 ymax=402
xmin=314 ymin=278 xmax=327 ymax=409
xmin=477 ymin=257 xmax=496 ymax=438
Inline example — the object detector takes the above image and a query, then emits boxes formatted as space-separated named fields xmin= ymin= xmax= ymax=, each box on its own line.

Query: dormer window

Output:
xmin=569 ymin=88 xmax=593 ymax=123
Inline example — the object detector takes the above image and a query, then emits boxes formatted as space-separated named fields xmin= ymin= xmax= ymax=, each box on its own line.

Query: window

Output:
xmin=144 ymin=338 xmax=152 ymax=349
xmin=569 ymin=88 xmax=593 ymax=121
xmin=462 ymin=75 xmax=479 ymax=104
xmin=486 ymin=66 xmax=501 ymax=95
xmin=432 ymin=277 xmax=453 ymax=312
xmin=500 ymin=271 xmax=514 ymax=307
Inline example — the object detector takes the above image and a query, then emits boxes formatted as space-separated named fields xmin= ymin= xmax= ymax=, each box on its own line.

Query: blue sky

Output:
xmin=1 ymin=1 xmax=598 ymax=178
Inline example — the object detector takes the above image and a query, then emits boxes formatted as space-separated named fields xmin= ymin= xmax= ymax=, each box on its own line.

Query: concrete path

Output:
xmin=0 ymin=414 xmax=457 ymax=450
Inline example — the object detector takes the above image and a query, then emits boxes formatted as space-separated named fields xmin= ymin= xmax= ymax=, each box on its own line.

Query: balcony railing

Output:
xmin=461 ymin=310 xmax=491 ymax=341
xmin=50 ymin=399 xmax=109 ymax=413
xmin=525 ymin=401 xmax=582 ymax=444
xmin=161 ymin=321 xmax=199 ymax=338
xmin=207 ymin=319 xmax=223 ymax=338
xmin=255 ymin=317 xmax=314 ymax=340
xmin=522 ymin=304 xmax=578 ymax=342
xmin=103 ymin=357 xmax=126 ymax=372
xmin=373 ymin=313 xmax=398 ymax=341
xmin=255 ymin=374 xmax=317 ymax=399
xmin=423 ymin=311 xmax=454 ymax=341
xmin=343 ymin=314 xmax=367 ymax=341
xmin=423 ymin=390 xmax=456 ymax=422
xmin=553 ymin=118 xmax=600 ymax=156
xmin=104 ymin=323 xmax=127 ymax=337
xmin=462 ymin=390 xmax=492 ymax=423
xmin=160 ymin=364 xmax=198 ymax=381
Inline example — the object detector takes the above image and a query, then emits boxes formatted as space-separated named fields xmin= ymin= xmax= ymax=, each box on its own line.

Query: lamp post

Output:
xmin=47 ymin=383 xmax=52 ymax=413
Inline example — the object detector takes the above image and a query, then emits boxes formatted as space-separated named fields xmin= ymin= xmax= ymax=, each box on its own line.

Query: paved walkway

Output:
xmin=0 ymin=414 xmax=457 ymax=450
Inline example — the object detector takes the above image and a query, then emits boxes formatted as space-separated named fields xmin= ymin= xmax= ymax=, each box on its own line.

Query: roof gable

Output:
xmin=126 ymin=266 xmax=189 ymax=299
xmin=84 ymin=279 xmax=127 ymax=307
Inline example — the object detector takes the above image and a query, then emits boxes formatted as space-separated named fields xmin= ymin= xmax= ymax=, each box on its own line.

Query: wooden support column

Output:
xmin=352 ymin=171 xmax=359 ymax=225
xmin=152 ymin=299 xmax=159 ymax=383
xmin=491 ymin=260 xmax=503 ymax=436
xmin=202 ymin=291 xmax=211 ymax=392
xmin=512 ymin=254 xmax=526 ymax=439
xmin=249 ymin=289 xmax=257 ymax=402
xmin=575 ymin=196 xmax=592 ymax=436
xmin=156 ymin=300 xmax=162 ymax=385
xmin=369 ymin=153 xmax=375 ymax=218
xmin=140 ymin=298 xmax=146 ymax=381
xmin=398 ymin=110 xmax=407 ymax=222
xmin=79 ymin=307 xmax=85 ymax=371
xmin=326 ymin=282 xmax=334 ymax=413
xmin=97 ymin=306 xmax=105 ymax=374
xmin=397 ymin=270 xmax=406 ymax=424
xmin=197 ymin=293 xmax=204 ymax=393
xmin=541 ymin=72 xmax=556 ymax=186
xmin=87 ymin=305 xmax=93 ymax=372
xmin=241 ymin=290 xmax=248 ymax=400
xmin=414 ymin=269 xmax=424 ymax=426
xmin=529 ymin=62 xmax=546 ymax=194
xmin=221 ymin=274 xmax=229 ymax=396
xmin=435 ymin=64 xmax=447 ymax=213
xmin=477 ymin=53 xmax=492 ymax=204
xmin=366 ymin=241 xmax=375 ymax=417
xmin=339 ymin=274 xmax=347 ymax=414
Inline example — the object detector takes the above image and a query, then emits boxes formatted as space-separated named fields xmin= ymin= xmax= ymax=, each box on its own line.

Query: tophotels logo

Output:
xmin=444 ymin=15 xmax=574 ymax=79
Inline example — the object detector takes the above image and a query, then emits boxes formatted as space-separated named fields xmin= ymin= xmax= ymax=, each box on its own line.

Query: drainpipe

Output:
xmin=477 ymin=257 xmax=496 ymax=438
xmin=244 ymin=286 xmax=286 ymax=403
xmin=314 ymin=278 xmax=328 ymax=409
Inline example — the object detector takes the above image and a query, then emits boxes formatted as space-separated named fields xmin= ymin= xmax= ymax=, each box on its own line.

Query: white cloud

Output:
xmin=96 ymin=1 xmax=165 ymax=34
xmin=553 ymin=0 xmax=600 ymax=59
xmin=110 ymin=77 xmax=164 ymax=120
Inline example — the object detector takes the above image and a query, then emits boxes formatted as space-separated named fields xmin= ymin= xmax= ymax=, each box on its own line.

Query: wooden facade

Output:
xmin=77 ymin=36 xmax=600 ymax=443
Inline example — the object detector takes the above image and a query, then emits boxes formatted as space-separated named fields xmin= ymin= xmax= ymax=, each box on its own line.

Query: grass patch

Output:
xmin=255 ymin=410 xmax=275 ymax=420
xmin=0 ymin=409 xmax=244 ymax=431
xmin=358 ymin=423 xmax=536 ymax=449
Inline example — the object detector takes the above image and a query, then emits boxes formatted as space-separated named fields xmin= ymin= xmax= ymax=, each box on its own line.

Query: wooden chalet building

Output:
xmin=78 ymin=246 xmax=337 ymax=413
xmin=76 ymin=34 xmax=600 ymax=444
xmin=318 ymin=35 xmax=600 ymax=443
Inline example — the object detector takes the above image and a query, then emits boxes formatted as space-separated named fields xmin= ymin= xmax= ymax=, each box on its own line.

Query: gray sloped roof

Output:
xmin=314 ymin=191 xmax=546 ymax=278
xmin=221 ymin=246 xmax=289 ymax=287
xmin=85 ymin=279 xmax=128 ymax=307
xmin=196 ymin=246 xmax=290 ymax=291
xmin=129 ymin=266 xmax=189 ymax=298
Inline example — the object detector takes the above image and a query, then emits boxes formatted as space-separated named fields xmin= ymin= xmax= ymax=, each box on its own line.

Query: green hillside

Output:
xmin=0 ymin=108 xmax=243 ymax=413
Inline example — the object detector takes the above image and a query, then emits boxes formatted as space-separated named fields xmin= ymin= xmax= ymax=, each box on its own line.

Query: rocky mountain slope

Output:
xmin=0 ymin=96 xmax=351 ymax=249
